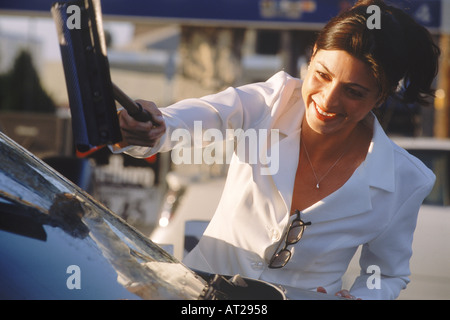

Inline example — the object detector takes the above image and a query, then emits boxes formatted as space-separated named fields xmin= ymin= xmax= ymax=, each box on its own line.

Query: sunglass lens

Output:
xmin=270 ymin=249 xmax=291 ymax=268
xmin=286 ymin=222 xmax=304 ymax=244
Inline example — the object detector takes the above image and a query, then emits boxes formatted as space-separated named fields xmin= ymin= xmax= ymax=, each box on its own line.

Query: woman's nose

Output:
xmin=320 ymin=84 xmax=341 ymax=109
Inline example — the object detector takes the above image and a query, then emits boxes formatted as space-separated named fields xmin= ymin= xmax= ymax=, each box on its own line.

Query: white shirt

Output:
xmin=117 ymin=71 xmax=435 ymax=299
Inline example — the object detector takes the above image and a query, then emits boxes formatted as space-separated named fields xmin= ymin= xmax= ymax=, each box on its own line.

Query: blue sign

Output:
xmin=393 ymin=0 xmax=441 ymax=29
xmin=0 ymin=0 xmax=442 ymax=30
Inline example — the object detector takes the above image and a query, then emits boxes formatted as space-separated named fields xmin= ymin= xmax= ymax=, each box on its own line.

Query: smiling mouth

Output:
xmin=314 ymin=102 xmax=337 ymax=119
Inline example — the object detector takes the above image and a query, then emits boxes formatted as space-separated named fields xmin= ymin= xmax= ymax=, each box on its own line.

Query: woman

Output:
xmin=113 ymin=0 xmax=440 ymax=299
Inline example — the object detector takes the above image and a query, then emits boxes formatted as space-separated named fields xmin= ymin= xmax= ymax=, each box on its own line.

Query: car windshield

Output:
xmin=0 ymin=132 xmax=207 ymax=299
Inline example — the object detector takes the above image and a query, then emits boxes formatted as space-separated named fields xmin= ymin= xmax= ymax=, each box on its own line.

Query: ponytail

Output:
xmin=392 ymin=6 xmax=441 ymax=104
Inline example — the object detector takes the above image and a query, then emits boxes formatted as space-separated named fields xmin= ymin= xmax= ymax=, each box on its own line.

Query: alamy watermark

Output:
xmin=366 ymin=264 xmax=381 ymax=290
xmin=66 ymin=5 xmax=81 ymax=30
xmin=64 ymin=264 xmax=381 ymax=292
xmin=65 ymin=4 xmax=382 ymax=30
xmin=366 ymin=4 xmax=381 ymax=30
xmin=66 ymin=265 xmax=81 ymax=289
xmin=170 ymin=121 xmax=280 ymax=175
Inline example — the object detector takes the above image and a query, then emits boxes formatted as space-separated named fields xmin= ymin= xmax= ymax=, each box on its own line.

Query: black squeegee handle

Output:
xmin=112 ymin=83 xmax=154 ymax=123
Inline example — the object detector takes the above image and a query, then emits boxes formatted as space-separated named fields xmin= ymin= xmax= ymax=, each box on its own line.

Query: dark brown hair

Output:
xmin=313 ymin=0 xmax=440 ymax=105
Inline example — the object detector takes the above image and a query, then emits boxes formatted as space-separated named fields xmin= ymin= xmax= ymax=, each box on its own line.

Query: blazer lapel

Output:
xmin=268 ymin=129 xmax=301 ymax=214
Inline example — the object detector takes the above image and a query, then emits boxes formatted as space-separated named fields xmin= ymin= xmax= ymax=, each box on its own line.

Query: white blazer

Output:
xmin=119 ymin=71 xmax=435 ymax=299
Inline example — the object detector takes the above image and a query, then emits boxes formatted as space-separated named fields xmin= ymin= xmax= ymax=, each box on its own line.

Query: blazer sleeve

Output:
xmin=349 ymin=178 xmax=435 ymax=300
xmin=111 ymin=71 xmax=295 ymax=158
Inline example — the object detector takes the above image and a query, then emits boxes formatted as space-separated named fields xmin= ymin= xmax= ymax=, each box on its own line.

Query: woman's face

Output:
xmin=301 ymin=49 xmax=380 ymax=136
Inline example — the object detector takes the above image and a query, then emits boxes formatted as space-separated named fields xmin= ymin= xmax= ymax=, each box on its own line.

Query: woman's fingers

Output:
xmin=316 ymin=287 xmax=360 ymax=300
xmin=136 ymin=99 xmax=165 ymax=127
xmin=316 ymin=286 xmax=327 ymax=294
xmin=118 ymin=99 xmax=166 ymax=147
xmin=335 ymin=289 xmax=360 ymax=300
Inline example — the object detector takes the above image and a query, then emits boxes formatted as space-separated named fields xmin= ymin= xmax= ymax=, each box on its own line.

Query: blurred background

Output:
xmin=0 ymin=0 xmax=449 ymax=299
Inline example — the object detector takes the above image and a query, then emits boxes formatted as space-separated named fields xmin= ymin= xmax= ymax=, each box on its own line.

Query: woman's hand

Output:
xmin=118 ymin=99 xmax=166 ymax=147
xmin=317 ymin=286 xmax=361 ymax=300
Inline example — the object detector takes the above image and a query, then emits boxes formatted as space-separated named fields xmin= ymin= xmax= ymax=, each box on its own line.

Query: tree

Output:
xmin=0 ymin=49 xmax=56 ymax=113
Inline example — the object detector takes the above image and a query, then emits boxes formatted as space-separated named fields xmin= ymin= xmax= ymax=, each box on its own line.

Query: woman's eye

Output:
xmin=316 ymin=71 xmax=330 ymax=81
xmin=347 ymin=87 xmax=364 ymax=98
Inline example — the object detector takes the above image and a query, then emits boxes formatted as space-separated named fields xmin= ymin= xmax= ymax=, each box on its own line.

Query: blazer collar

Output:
xmin=363 ymin=114 xmax=396 ymax=193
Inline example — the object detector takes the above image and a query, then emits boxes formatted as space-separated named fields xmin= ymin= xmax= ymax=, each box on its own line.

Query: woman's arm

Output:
xmin=112 ymin=71 xmax=296 ymax=159
xmin=349 ymin=180 xmax=435 ymax=299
